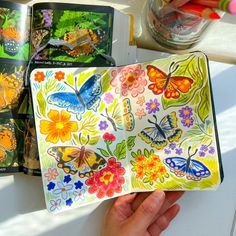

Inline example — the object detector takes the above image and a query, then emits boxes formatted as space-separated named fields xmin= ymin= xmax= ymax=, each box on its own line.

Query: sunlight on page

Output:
xmin=216 ymin=105 xmax=236 ymax=155
xmin=0 ymin=175 xmax=14 ymax=191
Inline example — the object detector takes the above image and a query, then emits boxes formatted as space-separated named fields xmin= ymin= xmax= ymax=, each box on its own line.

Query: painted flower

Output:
xmin=181 ymin=117 xmax=194 ymax=128
xmin=49 ymin=199 xmax=61 ymax=212
xmin=179 ymin=106 xmax=193 ymax=118
xmin=135 ymin=108 xmax=146 ymax=119
xmin=110 ymin=64 xmax=147 ymax=97
xmin=200 ymin=144 xmax=208 ymax=152
xmin=99 ymin=121 xmax=108 ymax=130
xmin=136 ymin=96 xmax=145 ymax=106
xmin=74 ymin=180 xmax=84 ymax=189
xmin=169 ymin=143 xmax=176 ymax=150
xmin=53 ymin=181 xmax=73 ymax=200
xmin=64 ymin=175 xmax=72 ymax=183
xmin=85 ymin=157 xmax=125 ymax=199
xmin=40 ymin=109 xmax=78 ymax=144
xmin=145 ymin=98 xmax=160 ymax=114
xmin=41 ymin=9 xmax=52 ymax=28
xmin=34 ymin=71 xmax=45 ymax=83
xmin=44 ymin=168 xmax=59 ymax=181
xmin=175 ymin=148 xmax=183 ymax=155
xmin=47 ymin=182 xmax=56 ymax=191
xmin=103 ymin=132 xmax=116 ymax=142
xmin=54 ymin=71 xmax=65 ymax=81
xmin=164 ymin=149 xmax=171 ymax=155
xmin=73 ymin=188 xmax=86 ymax=202
xmin=199 ymin=151 xmax=206 ymax=157
xmin=104 ymin=92 xmax=114 ymax=104
xmin=208 ymin=146 xmax=215 ymax=155
xmin=66 ymin=198 xmax=73 ymax=207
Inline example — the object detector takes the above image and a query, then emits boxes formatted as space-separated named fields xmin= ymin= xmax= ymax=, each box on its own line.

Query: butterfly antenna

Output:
xmin=75 ymin=76 xmax=78 ymax=91
xmin=79 ymin=133 xmax=82 ymax=145
xmin=85 ymin=135 xmax=90 ymax=146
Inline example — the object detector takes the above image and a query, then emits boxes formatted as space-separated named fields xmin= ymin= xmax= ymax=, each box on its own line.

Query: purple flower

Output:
xmin=200 ymin=145 xmax=208 ymax=152
xmin=164 ymin=149 xmax=171 ymax=154
xmin=47 ymin=182 xmax=55 ymax=191
xmin=104 ymin=92 xmax=114 ymax=104
xmin=145 ymin=98 xmax=160 ymax=114
xmin=209 ymin=146 xmax=215 ymax=155
xmin=41 ymin=9 xmax=52 ymax=28
xmin=74 ymin=180 xmax=83 ymax=189
xmin=175 ymin=148 xmax=183 ymax=155
xmin=64 ymin=175 xmax=72 ymax=183
xmin=181 ymin=117 xmax=194 ymax=128
xmin=169 ymin=143 xmax=176 ymax=150
xmin=99 ymin=121 xmax=108 ymax=130
xmin=199 ymin=151 xmax=206 ymax=157
xmin=179 ymin=106 xmax=193 ymax=118
xmin=66 ymin=198 xmax=73 ymax=207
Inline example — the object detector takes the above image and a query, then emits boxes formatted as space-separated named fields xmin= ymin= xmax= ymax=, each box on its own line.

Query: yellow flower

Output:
xmin=40 ymin=110 xmax=78 ymax=144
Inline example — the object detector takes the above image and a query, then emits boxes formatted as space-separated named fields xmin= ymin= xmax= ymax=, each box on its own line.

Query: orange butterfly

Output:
xmin=146 ymin=62 xmax=194 ymax=99
xmin=0 ymin=127 xmax=17 ymax=161
xmin=0 ymin=68 xmax=24 ymax=111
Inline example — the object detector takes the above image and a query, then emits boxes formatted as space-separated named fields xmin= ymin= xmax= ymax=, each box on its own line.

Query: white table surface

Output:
xmin=0 ymin=49 xmax=236 ymax=236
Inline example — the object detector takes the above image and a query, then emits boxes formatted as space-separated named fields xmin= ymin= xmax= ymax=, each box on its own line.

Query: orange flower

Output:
xmin=55 ymin=71 xmax=65 ymax=81
xmin=151 ymin=154 xmax=161 ymax=162
xmin=136 ymin=169 xmax=145 ymax=179
xmin=34 ymin=71 xmax=45 ymax=83
xmin=40 ymin=109 xmax=78 ymax=144
xmin=149 ymin=171 xmax=159 ymax=181
xmin=158 ymin=166 xmax=167 ymax=174
xmin=147 ymin=160 xmax=156 ymax=169
xmin=135 ymin=154 xmax=146 ymax=163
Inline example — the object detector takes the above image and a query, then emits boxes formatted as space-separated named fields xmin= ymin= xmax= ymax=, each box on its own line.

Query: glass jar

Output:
xmin=146 ymin=0 xmax=215 ymax=50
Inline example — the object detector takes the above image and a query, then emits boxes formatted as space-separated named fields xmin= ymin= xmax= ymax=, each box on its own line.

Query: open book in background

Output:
xmin=29 ymin=52 xmax=223 ymax=213
xmin=0 ymin=0 xmax=134 ymax=175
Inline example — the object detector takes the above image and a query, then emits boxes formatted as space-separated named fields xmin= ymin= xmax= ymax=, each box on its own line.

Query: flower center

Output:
xmin=183 ymin=110 xmax=189 ymax=115
xmin=150 ymin=103 xmax=156 ymax=109
xmin=99 ymin=171 xmax=114 ymax=185
xmin=125 ymin=73 xmax=136 ymax=86
xmin=56 ymin=122 xmax=65 ymax=129
xmin=61 ymin=188 xmax=66 ymax=192
xmin=185 ymin=119 xmax=191 ymax=124
xmin=54 ymin=202 xmax=58 ymax=206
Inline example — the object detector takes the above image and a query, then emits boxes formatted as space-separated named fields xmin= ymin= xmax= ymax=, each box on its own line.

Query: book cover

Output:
xmin=29 ymin=52 xmax=223 ymax=213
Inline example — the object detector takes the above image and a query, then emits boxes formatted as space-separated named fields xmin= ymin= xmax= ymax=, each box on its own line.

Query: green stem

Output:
xmin=106 ymin=143 xmax=113 ymax=156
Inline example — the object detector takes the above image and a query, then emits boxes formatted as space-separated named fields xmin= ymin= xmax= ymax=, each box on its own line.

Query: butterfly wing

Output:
xmin=164 ymin=157 xmax=187 ymax=177
xmin=84 ymin=149 xmax=107 ymax=171
xmin=146 ymin=65 xmax=167 ymax=95
xmin=139 ymin=127 xmax=167 ymax=150
xmin=164 ymin=76 xmax=194 ymax=99
xmin=159 ymin=112 xmax=182 ymax=143
xmin=79 ymin=74 xmax=102 ymax=112
xmin=186 ymin=159 xmax=211 ymax=181
xmin=122 ymin=98 xmax=135 ymax=131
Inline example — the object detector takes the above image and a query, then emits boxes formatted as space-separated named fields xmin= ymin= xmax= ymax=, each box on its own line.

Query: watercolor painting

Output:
xmin=30 ymin=52 xmax=222 ymax=213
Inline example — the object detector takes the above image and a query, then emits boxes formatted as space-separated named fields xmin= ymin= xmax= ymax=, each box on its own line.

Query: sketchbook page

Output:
xmin=31 ymin=2 xmax=115 ymax=68
xmin=120 ymin=52 xmax=223 ymax=192
xmin=0 ymin=1 xmax=30 ymax=173
xmin=30 ymin=66 xmax=132 ymax=213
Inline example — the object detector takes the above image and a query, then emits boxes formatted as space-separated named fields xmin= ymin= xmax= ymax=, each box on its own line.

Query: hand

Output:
xmin=101 ymin=191 xmax=184 ymax=236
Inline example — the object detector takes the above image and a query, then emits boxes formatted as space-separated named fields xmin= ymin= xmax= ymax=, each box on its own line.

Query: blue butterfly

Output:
xmin=163 ymin=146 xmax=211 ymax=181
xmin=47 ymin=74 xmax=102 ymax=120
xmin=138 ymin=112 xmax=182 ymax=150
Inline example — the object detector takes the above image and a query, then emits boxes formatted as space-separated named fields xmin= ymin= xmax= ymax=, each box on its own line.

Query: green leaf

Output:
xmin=127 ymin=136 xmax=136 ymax=151
xmin=36 ymin=89 xmax=47 ymax=117
xmin=98 ymin=148 xmax=110 ymax=157
xmin=73 ymin=134 xmax=79 ymax=144
xmin=88 ymin=136 xmax=100 ymax=145
xmin=130 ymin=160 xmax=136 ymax=166
xmin=114 ymin=140 xmax=127 ymax=160
xmin=197 ymin=82 xmax=210 ymax=123
xmin=131 ymin=151 xmax=137 ymax=158
xmin=144 ymin=148 xmax=149 ymax=157
xmin=143 ymin=178 xmax=149 ymax=183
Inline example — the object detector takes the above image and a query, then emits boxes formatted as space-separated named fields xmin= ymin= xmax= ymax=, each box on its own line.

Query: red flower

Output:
xmin=103 ymin=132 xmax=116 ymax=142
xmin=55 ymin=71 xmax=65 ymax=81
xmin=34 ymin=71 xmax=45 ymax=83
xmin=85 ymin=157 xmax=125 ymax=199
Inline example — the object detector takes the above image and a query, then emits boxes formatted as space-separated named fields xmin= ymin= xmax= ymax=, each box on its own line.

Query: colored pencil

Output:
xmin=179 ymin=3 xmax=221 ymax=19
xmin=190 ymin=0 xmax=236 ymax=13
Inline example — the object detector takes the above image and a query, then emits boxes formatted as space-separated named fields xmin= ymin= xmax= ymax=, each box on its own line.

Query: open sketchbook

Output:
xmin=29 ymin=52 xmax=223 ymax=213
xmin=0 ymin=0 xmax=133 ymax=175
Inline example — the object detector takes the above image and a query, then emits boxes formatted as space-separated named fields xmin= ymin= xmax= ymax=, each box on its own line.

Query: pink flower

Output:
xmin=44 ymin=168 xmax=59 ymax=181
xmin=85 ymin=157 xmax=126 ymax=199
xmin=110 ymin=64 xmax=147 ymax=97
xmin=135 ymin=108 xmax=146 ymax=119
xmin=103 ymin=132 xmax=116 ymax=142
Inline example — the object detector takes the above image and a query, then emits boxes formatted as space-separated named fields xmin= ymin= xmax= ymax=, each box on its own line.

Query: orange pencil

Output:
xmin=179 ymin=2 xmax=221 ymax=19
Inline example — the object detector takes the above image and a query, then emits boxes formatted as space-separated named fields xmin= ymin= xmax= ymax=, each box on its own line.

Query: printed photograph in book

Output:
xmin=31 ymin=4 xmax=114 ymax=66
xmin=0 ymin=6 xmax=30 ymax=61
xmin=29 ymin=52 xmax=223 ymax=213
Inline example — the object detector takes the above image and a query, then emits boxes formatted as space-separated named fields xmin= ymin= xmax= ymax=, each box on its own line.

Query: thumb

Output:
xmin=128 ymin=191 xmax=165 ymax=232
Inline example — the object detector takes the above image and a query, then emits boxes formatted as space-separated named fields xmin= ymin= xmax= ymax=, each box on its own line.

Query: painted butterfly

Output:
xmin=47 ymin=73 xmax=102 ymax=120
xmin=101 ymin=98 xmax=135 ymax=131
xmin=31 ymin=29 xmax=49 ymax=50
xmin=163 ymin=146 xmax=211 ymax=181
xmin=0 ymin=67 xmax=24 ymax=111
xmin=47 ymin=144 xmax=107 ymax=178
xmin=62 ymin=28 xmax=105 ymax=57
xmin=0 ymin=126 xmax=17 ymax=162
xmin=147 ymin=62 xmax=194 ymax=99
xmin=139 ymin=112 xmax=182 ymax=150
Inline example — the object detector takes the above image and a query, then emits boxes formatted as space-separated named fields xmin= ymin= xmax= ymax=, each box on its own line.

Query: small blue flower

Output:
xmin=74 ymin=180 xmax=83 ymax=189
xmin=66 ymin=198 xmax=73 ymax=207
xmin=208 ymin=146 xmax=215 ymax=155
xmin=47 ymin=182 xmax=56 ymax=191
xmin=169 ymin=143 xmax=176 ymax=150
xmin=199 ymin=151 xmax=206 ymax=157
xmin=164 ymin=149 xmax=171 ymax=155
xmin=49 ymin=199 xmax=61 ymax=212
xmin=53 ymin=181 xmax=73 ymax=200
xmin=200 ymin=145 xmax=208 ymax=152
xmin=64 ymin=175 xmax=72 ymax=183
xmin=175 ymin=148 xmax=183 ymax=155
xmin=73 ymin=188 xmax=86 ymax=202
